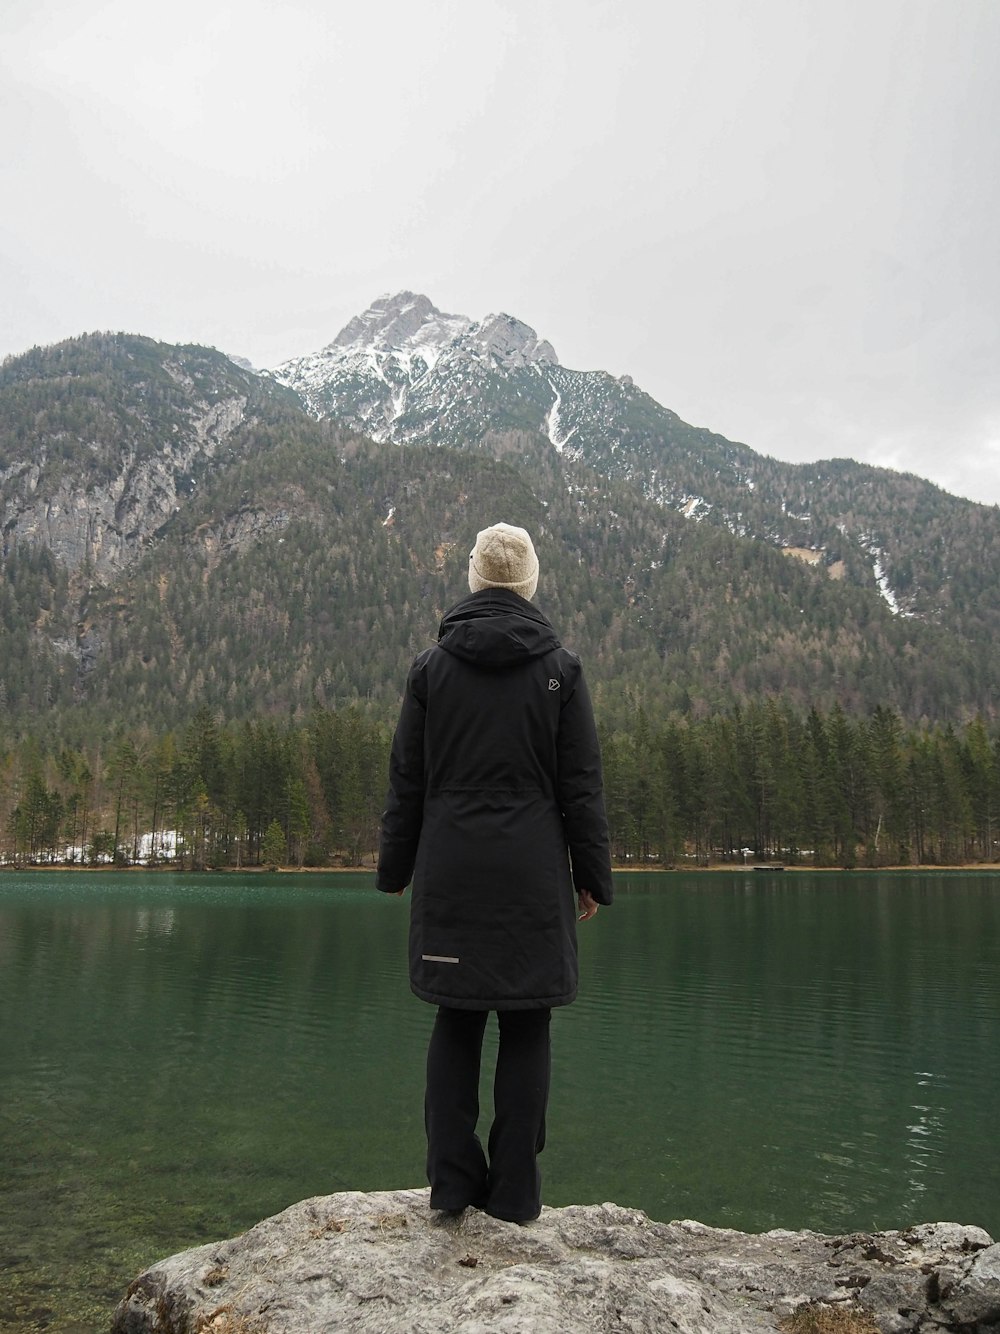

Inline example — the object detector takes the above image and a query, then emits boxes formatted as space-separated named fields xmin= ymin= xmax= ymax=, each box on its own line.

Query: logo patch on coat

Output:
xmin=548 ymin=679 xmax=560 ymax=690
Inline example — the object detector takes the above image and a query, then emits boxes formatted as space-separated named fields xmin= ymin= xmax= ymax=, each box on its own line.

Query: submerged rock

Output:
xmin=110 ymin=1189 xmax=996 ymax=1334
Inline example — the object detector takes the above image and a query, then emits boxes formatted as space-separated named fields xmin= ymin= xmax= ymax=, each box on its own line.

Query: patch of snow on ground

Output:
xmin=391 ymin=346 xmax=435 ymax=382
xmin=861 ymin=540 xmax=916 ymax=618
xmin=872 ymin=551 xmax=901 ymax=614
xmin=366 ymin=350 xmax=390 ymax=386
xmin=50 ymin=829 xmax=182 ymax=865
xmin=389 ymin=382 xmax=407 ymax=422
xmin=137 ymin=830 xmax=180 ymax=861
xmin=544 ymin=382 xmax=577 ymax=453
xmin=680 ymin=496 xmax=711 ymax=520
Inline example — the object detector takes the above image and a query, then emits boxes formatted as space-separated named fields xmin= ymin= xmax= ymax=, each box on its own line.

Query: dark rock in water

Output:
xmin=110 ymin=1188 xmax=996 ymax=1334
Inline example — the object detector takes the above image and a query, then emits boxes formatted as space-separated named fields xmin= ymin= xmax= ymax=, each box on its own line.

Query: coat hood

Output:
xmin=437 ymin=589 xmax=560 ymax=668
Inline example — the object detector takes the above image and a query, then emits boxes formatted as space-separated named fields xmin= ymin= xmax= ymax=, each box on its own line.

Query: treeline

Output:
xmin=0 ymin=707 xmax=390 ymax=870
xmin=602 ymin=702 xmax=1000 ymax=867
xmin=2 ymin=701 xmax=1000 ymax=870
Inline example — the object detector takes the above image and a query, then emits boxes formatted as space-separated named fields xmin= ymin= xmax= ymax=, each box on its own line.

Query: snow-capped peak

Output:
xmin=269 ymin=293 xmax=561 ymax=434
xmin=327 ymin=291 xmax=471 ymax=357
xmin=456 ymin=312 xmax=558 ymax=368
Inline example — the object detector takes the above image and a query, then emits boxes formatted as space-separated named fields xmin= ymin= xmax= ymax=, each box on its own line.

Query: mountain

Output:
xmin=2 ymin=303 xmax=1000 ymax=741
xmin=271 ymin=291 xmax=556 ymax=438
xmin=272 ymin=293 xmax=1000 ymax=643
xmin=0 ymin=333 xmax=298 ymax=580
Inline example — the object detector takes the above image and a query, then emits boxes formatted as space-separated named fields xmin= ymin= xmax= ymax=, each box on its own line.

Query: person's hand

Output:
xmin=577 ymin=889 xmax=599 ymax=921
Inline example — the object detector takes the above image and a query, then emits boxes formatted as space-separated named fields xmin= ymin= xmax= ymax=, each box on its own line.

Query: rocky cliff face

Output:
xmin=111 ymin=1188 xmax=999 ymax=1334
xmin=1 ymin=394 xmax=248 ymax=581
xmin=0 ymin=334 xmax=307 ymax=588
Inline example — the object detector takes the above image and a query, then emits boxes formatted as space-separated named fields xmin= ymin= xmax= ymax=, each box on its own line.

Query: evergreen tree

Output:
xmin=260 ymin=818 xmax=286 ymax=869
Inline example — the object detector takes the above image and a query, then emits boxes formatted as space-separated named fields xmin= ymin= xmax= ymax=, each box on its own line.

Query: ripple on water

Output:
xmin=2 ymin=871 xmax=999 ymax=1330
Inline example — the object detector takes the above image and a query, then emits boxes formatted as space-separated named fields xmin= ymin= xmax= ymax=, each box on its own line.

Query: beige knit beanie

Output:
xmin=468 ymin=522 xmax=539 ymax=600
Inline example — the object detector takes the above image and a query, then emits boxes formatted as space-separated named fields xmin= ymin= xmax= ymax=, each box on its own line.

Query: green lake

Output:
xmin=1 ymin=870 xmax=998 ymax=1331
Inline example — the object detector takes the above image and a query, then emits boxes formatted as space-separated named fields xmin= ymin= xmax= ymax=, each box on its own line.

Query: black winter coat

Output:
xmin=376 ymin=589 xmax=613 ymax=1011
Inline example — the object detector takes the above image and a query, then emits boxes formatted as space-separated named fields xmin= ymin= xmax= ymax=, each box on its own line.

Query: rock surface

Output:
xmin=2 ymin=394 xmax=250 ymax=581
xmin=110 ymin=1189 xmax=997 ymax=1334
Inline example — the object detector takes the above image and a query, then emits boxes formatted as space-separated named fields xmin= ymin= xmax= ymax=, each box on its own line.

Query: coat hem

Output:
xmin=411 ymin=983 xmax=577 ymax=1011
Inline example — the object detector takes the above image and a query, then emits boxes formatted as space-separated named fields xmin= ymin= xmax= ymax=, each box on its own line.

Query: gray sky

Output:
xmin=3 ymin=0 xmax=999 ymax=504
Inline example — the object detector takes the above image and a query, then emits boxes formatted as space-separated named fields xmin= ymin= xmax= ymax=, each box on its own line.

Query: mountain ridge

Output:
xmin=2 ymin=305 xmax=1000 ymax=736
xmin=268 ymin=292 xmax=1000 ymax=636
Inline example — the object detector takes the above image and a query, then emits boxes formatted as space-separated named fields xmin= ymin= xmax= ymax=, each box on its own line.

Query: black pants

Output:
xmin=424 ymin=1006 xmax=551 ymax=1222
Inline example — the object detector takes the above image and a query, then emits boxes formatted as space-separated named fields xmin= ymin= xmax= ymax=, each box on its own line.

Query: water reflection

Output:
xmin=133 ymin=908 xmax=175 ymax=936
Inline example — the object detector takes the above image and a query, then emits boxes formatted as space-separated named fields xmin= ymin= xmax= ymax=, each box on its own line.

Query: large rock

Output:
xmin=110 ymin=1189 xmax=996 ymax=1334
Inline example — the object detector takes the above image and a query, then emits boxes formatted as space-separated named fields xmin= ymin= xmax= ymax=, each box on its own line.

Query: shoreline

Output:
xmin=3 ymin=860 xmax=999 ymax=875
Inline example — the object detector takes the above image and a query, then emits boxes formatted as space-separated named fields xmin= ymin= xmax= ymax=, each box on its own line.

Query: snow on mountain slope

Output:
xmin=269 ymin=292 xmax=738 ymax=481
xmin=269 ymin=292 xmax=839 ymax=568
xmin=270 ymin=291 xmax=557 ymax=441
xmin=268 ymin=292 xmax=991 ymax=622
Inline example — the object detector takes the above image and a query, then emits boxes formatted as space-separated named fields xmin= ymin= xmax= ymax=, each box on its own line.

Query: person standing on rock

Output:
xmin=377 ymin=521 xmax=613 ymax=1223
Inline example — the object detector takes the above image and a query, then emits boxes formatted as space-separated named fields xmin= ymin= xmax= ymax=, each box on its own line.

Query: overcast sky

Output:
xmin=3 ymin=0 xmax=998 ymax=504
